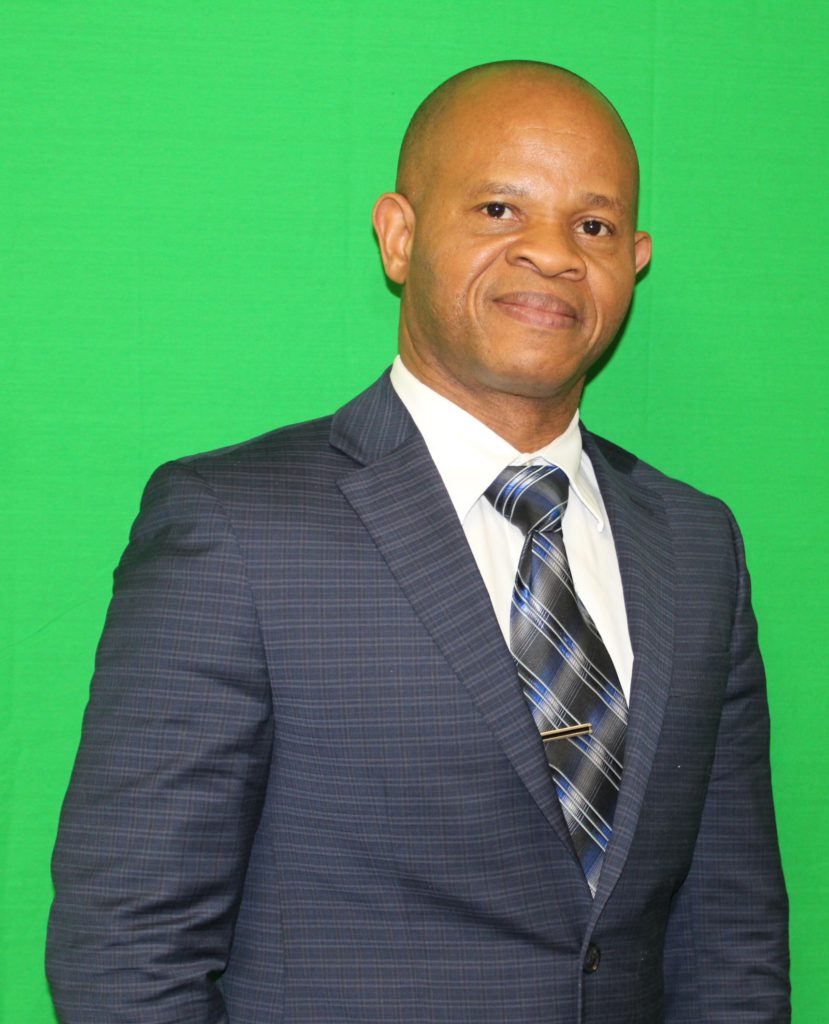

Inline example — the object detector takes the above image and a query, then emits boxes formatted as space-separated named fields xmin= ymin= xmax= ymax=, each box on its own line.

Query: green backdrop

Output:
xmin=2 ymin=2 xmax=826 ymax=1020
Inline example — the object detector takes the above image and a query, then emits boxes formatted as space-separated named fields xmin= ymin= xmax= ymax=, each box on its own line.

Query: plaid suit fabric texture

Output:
xmin=486 ymin=464 xmax=628 ymax=895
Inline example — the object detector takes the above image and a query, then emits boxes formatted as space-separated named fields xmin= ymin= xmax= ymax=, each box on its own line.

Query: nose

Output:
xmin=504 ymin=222 xmax=587 ymax=279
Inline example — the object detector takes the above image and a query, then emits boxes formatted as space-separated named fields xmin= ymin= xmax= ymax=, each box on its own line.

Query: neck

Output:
xmin=461 ymin=392 xmax=579 ymax=450
xmin=398 ymin=355 xmax=582 ymax=451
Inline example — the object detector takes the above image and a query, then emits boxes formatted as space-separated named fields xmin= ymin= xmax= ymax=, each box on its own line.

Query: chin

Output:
xmin=479 ymin=369 xmax=580 ymax=403
xmin=479 ymin=351 xmax=584 ymax=390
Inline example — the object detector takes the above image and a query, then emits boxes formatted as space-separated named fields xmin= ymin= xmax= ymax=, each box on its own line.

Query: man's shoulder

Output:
xmin=133 ymin=413 xmax=351 ymax=528
xmin=179 ymin=413 xmax=339 ymax=475
xmin=160 ymin=370 xmax=403 ymax=483
xmin=583 ymin=428 xmax=731 ymax=517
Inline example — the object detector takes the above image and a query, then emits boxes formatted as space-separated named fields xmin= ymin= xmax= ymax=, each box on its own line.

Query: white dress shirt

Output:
xmin=390 ymin=356 xmax=634 ymax=701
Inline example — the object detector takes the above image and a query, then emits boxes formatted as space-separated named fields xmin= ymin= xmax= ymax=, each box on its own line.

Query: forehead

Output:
xmin=439 ymin=72 xmax=628 ymax=142
xmin=425 ymin=77 xmax=638 ymax=202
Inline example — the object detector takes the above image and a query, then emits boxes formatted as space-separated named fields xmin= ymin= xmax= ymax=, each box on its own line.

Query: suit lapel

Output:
xmin=330 ymin=378 xmax=678 ymax=899
xmin=582 ymin=432 xmax=676 ymax=918
xmin=331 ymin=376 xmax=577 ymax=857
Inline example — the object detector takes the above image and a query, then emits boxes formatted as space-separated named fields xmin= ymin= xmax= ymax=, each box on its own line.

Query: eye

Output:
xmin=578 ymin=219 xmax=613 ymax=237
xmin=482 ymin=202 xmax=516 ymax=220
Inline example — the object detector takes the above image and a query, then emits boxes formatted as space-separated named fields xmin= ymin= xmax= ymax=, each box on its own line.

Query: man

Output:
xmin=47 ymin=61 xmax=790 ymax=1022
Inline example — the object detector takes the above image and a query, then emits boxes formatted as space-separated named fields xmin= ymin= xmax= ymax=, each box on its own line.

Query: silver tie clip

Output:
xmin=539 ymin=723 xmax=592 ymax=741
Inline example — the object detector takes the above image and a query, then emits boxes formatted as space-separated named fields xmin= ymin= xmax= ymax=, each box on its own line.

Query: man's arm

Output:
xmin=662 ymin=506 xmax=790 ymax=1022
xmin=46 ymin=461 xmax=273 ymax=1024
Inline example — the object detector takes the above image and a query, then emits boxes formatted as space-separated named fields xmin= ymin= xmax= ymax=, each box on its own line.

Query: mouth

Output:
xmin=492 ymin=291 xmax=579 ymax=330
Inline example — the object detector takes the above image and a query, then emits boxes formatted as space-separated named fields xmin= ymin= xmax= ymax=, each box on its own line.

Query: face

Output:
xmin=374 ymin=76 xmax=652 ymax=418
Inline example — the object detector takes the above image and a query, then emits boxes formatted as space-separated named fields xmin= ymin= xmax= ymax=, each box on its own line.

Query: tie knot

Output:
xmin=485 ymin=464 xmax=570 ymax=535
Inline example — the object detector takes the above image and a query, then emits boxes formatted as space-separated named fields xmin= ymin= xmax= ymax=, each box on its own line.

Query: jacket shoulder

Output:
xmin=585 ymin=429 xmax=730 ymax=513
xmin=180 ymin=414 xmax=337 ymax=472
xmin=132 ymin=415 xmax=349 ymax=529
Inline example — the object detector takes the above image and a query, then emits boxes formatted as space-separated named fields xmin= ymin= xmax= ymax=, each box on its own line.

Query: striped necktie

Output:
xmin=486 ymin=464 xmax=628 ymax=895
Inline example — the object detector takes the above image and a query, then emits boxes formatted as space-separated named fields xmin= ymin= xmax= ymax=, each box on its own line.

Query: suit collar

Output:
xmin=329 ymin=370 xmax=416 ymax=465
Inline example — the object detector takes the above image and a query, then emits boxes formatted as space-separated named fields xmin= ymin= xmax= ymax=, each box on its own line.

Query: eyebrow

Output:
xmin=472 ymin=181 xmax=531 ymax=198
xmin=580 ymin=191 xmax=627 ymax=214
xmin=470 ymin=182 xmax=627 ymax=215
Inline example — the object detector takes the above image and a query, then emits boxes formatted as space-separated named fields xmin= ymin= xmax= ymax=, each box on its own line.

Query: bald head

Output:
xmin=396 ymin=61 xmax=639 ymax=209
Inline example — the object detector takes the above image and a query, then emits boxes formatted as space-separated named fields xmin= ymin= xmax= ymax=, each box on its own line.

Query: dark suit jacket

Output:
xmin=47 ymin=372 xmax=789 ymax=1023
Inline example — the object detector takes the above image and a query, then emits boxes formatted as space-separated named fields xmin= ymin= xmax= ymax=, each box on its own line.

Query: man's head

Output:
xmin=373 ymin=61 xmax=652 ymax=441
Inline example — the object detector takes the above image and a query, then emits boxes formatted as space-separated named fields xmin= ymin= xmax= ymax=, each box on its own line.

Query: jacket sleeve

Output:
xmin=662 ymin=505 xmax=790 ymax=1022
xmin=46 ymin=461 xmax=273 ymax=1024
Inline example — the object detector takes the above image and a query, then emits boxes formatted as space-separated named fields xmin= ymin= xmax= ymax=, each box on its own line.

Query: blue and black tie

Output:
xmin=486 ymin=464 xmax=627 ymax=895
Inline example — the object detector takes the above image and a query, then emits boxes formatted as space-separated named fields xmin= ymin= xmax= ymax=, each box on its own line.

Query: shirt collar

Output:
xmin=390 ymin=356 xmax=605 ymax=530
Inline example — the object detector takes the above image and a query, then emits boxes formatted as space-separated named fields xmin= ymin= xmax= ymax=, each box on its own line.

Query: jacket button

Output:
xmin=583 ymin=944 xmax=601 ymax=973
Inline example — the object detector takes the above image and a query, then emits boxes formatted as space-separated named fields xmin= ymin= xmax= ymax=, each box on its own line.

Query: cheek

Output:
xmin=430 ymin=244 xmax=501 ymax=313
xmin=463 ymin=243 xmax=511 ymax=306
xmin=589 ymin=265 xmax=636 ymax=323
xmin=407 ymin=253 xmax=468 ymax=340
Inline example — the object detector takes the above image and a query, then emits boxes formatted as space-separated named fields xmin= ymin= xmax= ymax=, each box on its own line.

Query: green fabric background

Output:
xmin=2 ymin=2 xmax=826 ymax=1020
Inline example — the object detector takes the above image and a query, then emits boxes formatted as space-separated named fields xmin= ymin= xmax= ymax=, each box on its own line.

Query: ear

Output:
xmin=633 ymin=230 xmax=652 ymax=275
xmin=372 ymin=192 xmax=416 ymax=284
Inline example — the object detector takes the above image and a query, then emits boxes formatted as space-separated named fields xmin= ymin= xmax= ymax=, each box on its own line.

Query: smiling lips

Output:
xmin=493 ymin=291 xmax=579 ymax=330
